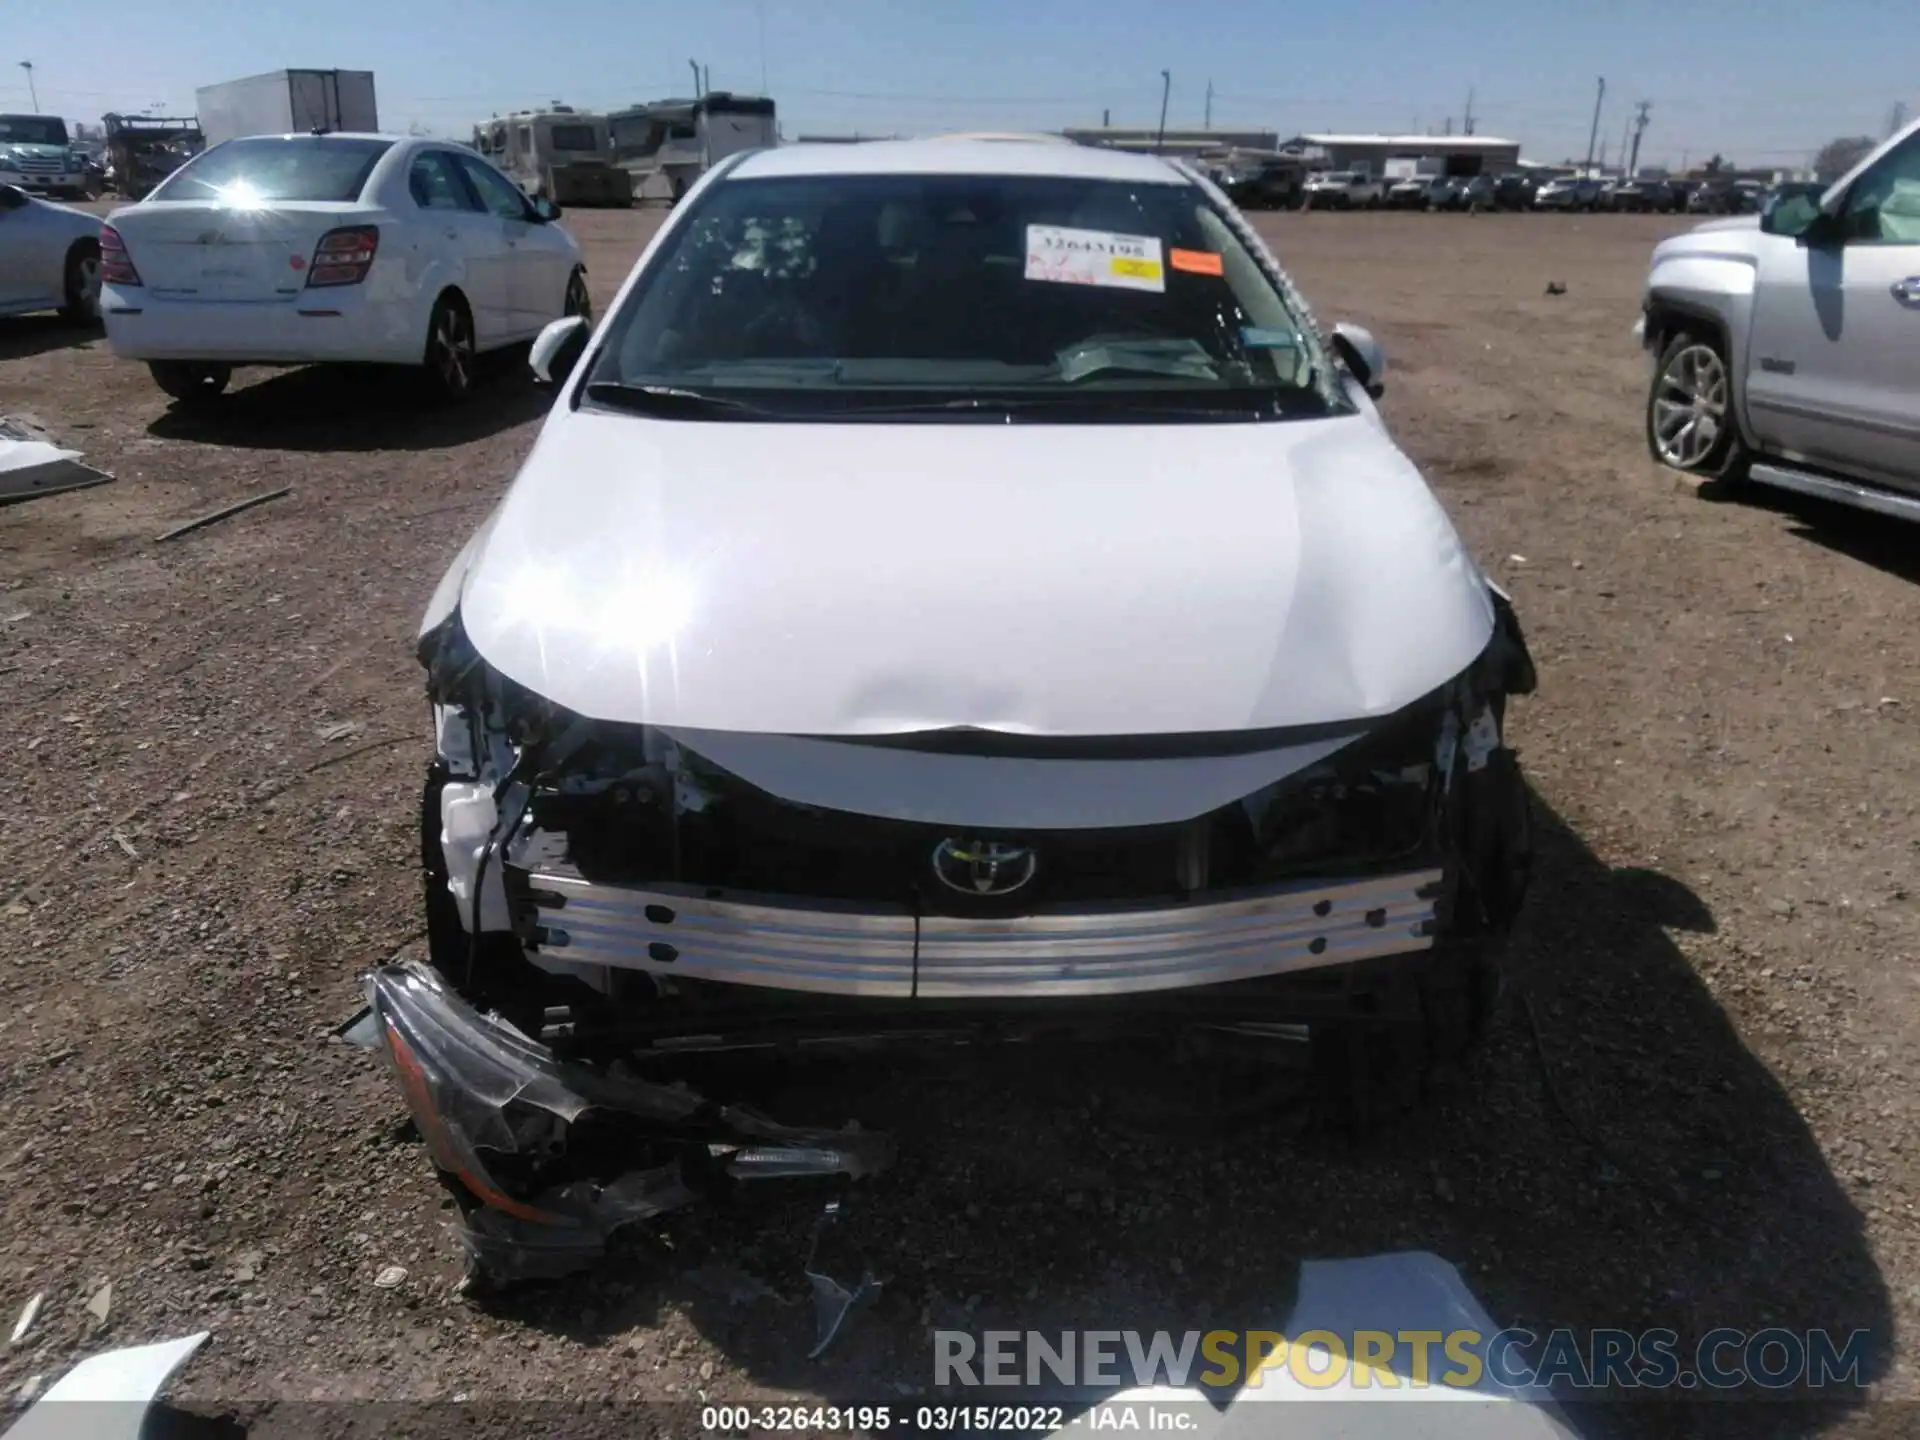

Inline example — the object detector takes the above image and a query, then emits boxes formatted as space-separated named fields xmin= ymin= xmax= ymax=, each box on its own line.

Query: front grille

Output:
xmin=12 ymin=156 xmax=64 ymax=174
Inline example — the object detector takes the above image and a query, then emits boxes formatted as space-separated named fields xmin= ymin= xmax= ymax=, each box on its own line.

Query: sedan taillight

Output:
xmin=306 ymin=226 xmax=379 ymax=287
xmin=99 ymin=224 xmax=141 ymax=286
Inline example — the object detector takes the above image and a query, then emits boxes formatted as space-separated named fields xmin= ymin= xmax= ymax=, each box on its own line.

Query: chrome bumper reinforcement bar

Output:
xmin=521 ymin=865 xmax=1444 ymax=999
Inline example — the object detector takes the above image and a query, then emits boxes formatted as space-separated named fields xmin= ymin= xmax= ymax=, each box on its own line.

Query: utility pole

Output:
xmin=689 ymin=59 xmax=701 ymax=97
xmin=1619 ymin=113 xmax=1632 ymax=173
xmin=18 ymin=61 xmax=37 ymax=112
xmin=1892 ymin=101 xmax=1910 ymax=137
xmin=1155 ymin=69 xmax=1170 ymax=154
xmin=1628 ymin=101 xmax=1651 ymax=176
xmin=1584 ymin=76 xmax=1606 ymax=171
xmin=1444 ymin=116 xmax=1453 ymax=136
xmin=1463 ymin=86 xmax=1475 ymax=136
xmin=1204 ymin=79 xmax=1213 ymax=130
xmin=1102 ymin=108 xmax=1110 ymax=127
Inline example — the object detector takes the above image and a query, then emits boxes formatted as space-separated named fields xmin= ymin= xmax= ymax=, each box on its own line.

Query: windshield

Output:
xmin=151 ymin=137 xmax=394 ymax=204
xmin=583 ymin=171 xmax=1342 ymax=422
xmin=0 ymin=115 xmax=68 ymax=146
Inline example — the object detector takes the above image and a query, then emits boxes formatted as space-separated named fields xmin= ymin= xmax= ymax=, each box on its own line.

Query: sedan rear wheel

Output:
xmin=1647 ymin=332 xmax=1745 ymax=479
xmin=421 ymin=292 xmax=477 ymax=403
xmin=149 ymin=362 xmax=232 ymax=408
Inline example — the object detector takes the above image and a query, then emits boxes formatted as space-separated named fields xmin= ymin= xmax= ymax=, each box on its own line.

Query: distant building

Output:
xmin=1061 ymin=126 xmax=1279 ymax=158
xmin=1286 ymin=133 xmax=1522 ymax=178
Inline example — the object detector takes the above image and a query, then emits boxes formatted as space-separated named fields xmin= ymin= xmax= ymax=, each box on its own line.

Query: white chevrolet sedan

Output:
xmin=99 ymin=134 xmax=589 ymax=407
xmin=0 ymin=183 xmax=102 ymax=322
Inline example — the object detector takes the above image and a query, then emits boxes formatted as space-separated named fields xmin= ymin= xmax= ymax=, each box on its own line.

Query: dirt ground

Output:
xmin=3 ymin=205 xmax=1917 ymax=1438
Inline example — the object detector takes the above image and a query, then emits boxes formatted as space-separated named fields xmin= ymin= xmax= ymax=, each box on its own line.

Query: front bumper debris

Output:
xmin=351 ymin=961 xmax=894 ymax=1283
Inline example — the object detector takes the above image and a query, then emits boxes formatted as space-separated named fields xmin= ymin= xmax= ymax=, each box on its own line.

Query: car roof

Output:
xmin=728 ymin=139 xmax=1189 ymax=186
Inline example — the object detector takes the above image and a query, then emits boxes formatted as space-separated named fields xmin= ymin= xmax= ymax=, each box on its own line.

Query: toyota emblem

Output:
xmin=931 ymin=838 xmax=1038 ymax=897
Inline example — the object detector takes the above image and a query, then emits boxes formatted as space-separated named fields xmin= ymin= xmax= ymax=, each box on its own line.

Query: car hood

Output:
xmin=0 ymin=142 xmax=69 ymax=160
xmin=454 ymin=408 xmax=1496 ymax=737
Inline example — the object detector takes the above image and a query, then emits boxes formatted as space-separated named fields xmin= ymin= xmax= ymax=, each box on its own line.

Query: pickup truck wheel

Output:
xmin=1647 ymin=332 xmax=1746 ymax=479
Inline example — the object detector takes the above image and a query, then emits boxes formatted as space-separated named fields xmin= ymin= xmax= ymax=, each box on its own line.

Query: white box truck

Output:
xmin=196 ymin=70 xmax=378 ymax=148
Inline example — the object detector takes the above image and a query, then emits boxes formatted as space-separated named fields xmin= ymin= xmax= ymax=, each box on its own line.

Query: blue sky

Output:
xmin=7 ymin=0 xmax=1912 ymax=168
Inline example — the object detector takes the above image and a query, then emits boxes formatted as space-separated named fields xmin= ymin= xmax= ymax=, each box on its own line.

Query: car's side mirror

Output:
xmin=529 ymin=194 xmax=562 ymax=223
xmin=530 ymin=315 xmax=589 ymax=385
xmin=1330 ymin=322 xmax=1386 ymax=399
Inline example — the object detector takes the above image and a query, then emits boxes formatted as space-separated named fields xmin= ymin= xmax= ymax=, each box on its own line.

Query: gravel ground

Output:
xmin=1 ymin=207 xmax=1916 ymax=1438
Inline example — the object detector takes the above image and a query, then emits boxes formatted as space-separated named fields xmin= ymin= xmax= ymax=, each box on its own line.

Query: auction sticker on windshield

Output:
xmin=1024 ymin=225 xmax=1166 ymax=292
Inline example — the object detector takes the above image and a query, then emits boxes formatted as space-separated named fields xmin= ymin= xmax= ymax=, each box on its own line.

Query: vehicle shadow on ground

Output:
xmin=144 ymin=358 xmax=551 ymax=453
xmin=0 ymin=315 xmax=102 ymax=362
xmin=1700 ymin=476 xmax=1920 ymax=587
xmin=472 ymin=795 xmax=1889 ymax=1440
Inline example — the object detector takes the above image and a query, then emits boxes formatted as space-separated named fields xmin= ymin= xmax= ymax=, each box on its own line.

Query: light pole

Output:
xmin=19 ymin=61 xmax=38 ymax=111
xmin=689 ymin=59 xmax=702 ymax=97
xmin=1155 ymin=69 xmax=1170 ymax=154
xmin=1583 ymin=76 xmax=1606 ymax=172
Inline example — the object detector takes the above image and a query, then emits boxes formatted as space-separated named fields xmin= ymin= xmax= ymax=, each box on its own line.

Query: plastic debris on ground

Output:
xmin=802 ymin=1199 xmax=885 ymax=1360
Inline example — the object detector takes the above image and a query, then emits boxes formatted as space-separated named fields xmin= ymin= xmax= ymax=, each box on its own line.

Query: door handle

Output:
xmin=1893 ymin=277 xmax=1920 ymax=305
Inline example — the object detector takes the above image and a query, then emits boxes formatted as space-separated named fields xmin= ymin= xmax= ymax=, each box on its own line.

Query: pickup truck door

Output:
xmin=1744 ymin=128 xmax=1920 ymax=491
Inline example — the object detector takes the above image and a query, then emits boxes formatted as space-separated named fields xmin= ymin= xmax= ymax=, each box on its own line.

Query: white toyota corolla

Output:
xmin=364 ymin=138 xmax=1540 ymax=1282
xmin=99 ymin=133 xmax=589 ymax=406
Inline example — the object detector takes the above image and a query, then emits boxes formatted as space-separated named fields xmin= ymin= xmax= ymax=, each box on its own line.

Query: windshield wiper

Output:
xmin=582 ymin=382 xmax=775 ymax=418
xmin=828 ymin=394 xmax=1287 ymax=420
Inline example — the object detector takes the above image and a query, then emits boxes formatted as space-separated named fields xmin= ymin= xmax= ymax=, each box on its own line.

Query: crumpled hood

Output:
xmin=456 ymin=408 xmax=1495 ymax=736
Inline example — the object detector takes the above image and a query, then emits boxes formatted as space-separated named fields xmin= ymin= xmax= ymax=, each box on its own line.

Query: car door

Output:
xmin=1744 ymin=127 xmax=1920 ymax=490
xmin=407 ymin=149 xmax=510 ymax=346
xmin=454 ymin=152 xmax=550 ymax=336
xmin=0 ymin=184 xmax=63 ymax=309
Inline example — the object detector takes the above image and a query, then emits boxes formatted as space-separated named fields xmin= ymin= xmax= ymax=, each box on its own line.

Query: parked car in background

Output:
xmin=1492 ymin=172 xmax=1536 ymax=210
xmin=1385 ymin=175 xmax=1430 ymax=209
xmin=0 ymin=183 xmax=102 ymax=322
xmin=1638 ymin=117 xmax=1920 ymax=520
xmin=1455 ymin=174 xmax=1496 ymax=210
xmin=100 ymin=134 xmax=589 ymax=408
xmin=1424 ymin=176 xmax=1467 ymax=210
xmin=1218 ymin=156 xmax=1305 ymax=211
xmin=1728 ymin=179 xmax=1768 ymax=213
xmin=1533 ymin=176 xmax=1604 ymax=211
xmin=1304 ymin=170 xmax=1383 ymax=209
xmin=384 ymin=137 xmax=1542 ymax=1276
xmin=1685 ymin=182 xmax=1725 ymax=214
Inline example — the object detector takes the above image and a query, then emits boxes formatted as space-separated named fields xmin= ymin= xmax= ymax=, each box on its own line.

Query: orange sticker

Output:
xmin=1170 ymin=248 xmax=1224 ymax=276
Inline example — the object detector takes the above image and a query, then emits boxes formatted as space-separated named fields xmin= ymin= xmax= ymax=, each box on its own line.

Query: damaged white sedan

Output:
xmin=363 ymin=139 xmax=1537 ymax=1282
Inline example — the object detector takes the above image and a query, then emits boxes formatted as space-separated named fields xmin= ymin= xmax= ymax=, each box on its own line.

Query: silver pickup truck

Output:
xmin=1638 ymin=118 xmax=1920 ymax=517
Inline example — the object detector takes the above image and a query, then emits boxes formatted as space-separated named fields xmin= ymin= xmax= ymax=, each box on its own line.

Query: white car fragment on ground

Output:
xmin=0 ymin=418 xmax=113 ymax=504
xmin=1 ymin=1332 xmax=208 ymax=1440
xmin=1043 ymin=1253 xmax=1580 ymax=1440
